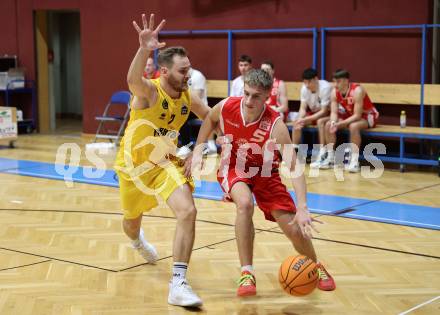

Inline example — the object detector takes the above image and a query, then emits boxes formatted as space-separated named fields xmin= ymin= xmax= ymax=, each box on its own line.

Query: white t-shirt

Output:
xmin=230 ymin=76 xmax=244 ymax=97
xmin=300 ymin=80 xmax=332 ymax=113
xmin=188 ymin=68 xmax=208 ymax=105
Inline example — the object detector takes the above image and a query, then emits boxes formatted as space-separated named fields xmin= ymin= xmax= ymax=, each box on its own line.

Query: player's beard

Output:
xmin=168 ymin=73 xmax=188 ymax=93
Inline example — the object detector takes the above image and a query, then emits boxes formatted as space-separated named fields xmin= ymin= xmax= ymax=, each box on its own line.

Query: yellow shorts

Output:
xmin=116 ymin=159 xmax=194 ymax=220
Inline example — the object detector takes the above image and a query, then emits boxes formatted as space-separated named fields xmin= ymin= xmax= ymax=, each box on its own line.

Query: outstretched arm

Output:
xmin=195 ymin=100 xmax=224 ymax=147
xmin=190 ymin=93 xmax=210 ymax=120
xmin=271 ymin=119 xmax=320 ymax=238
xmin=127 ymin=14 xmax=166 ymax=109
xmin=183 ymin=100 xmax=224 ymax=178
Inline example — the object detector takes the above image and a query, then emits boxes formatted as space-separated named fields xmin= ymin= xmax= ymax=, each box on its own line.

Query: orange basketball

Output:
xmin=278 ymin=255 xmax=318 ymax=296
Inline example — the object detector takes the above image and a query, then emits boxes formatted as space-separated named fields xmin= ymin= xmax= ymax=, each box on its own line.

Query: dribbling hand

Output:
xmin=290 ymin=209 xmax=323 ymax=239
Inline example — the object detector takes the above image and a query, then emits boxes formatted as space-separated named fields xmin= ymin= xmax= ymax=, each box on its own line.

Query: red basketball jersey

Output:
xmin=219 ymin=97 xmax=281 ymax=172
xmin=336 ymin=83 xmax=377 ymax=116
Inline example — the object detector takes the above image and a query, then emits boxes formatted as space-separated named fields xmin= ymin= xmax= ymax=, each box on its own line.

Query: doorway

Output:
xmin=37 ymin=10 xmax=82 ymax=132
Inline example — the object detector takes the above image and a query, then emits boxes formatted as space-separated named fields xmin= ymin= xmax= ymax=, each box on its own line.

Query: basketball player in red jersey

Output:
xmin=321 ymin=69 xmax=379 ymax=172
xmin=190 ymin=69 xmax=336 ymax=296
xmin=261 ymin=60 xmax=289 ymax=121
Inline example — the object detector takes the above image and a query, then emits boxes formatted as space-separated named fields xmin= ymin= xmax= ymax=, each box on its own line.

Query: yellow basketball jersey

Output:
xmin=114 ymin=78 xmax=192 ymax=171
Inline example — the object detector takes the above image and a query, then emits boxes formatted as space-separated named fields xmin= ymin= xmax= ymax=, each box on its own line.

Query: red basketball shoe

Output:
xmin=316 ymin=263 xmax=336 ymax=291
xmin=237 ymin=271 xmax=256 ymax=297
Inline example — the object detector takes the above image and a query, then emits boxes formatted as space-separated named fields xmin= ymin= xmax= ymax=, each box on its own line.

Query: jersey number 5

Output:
xmin=250 ymin=129 xmax=267 ymax=143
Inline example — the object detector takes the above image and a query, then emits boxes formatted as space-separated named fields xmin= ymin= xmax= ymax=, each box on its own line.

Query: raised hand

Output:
xmin=132 ymin=13 xmax=166 ymax=50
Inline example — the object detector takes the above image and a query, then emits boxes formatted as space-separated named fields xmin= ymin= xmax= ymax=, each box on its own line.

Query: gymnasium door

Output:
xmin=36 ymin=10 xmax=82 ymax=131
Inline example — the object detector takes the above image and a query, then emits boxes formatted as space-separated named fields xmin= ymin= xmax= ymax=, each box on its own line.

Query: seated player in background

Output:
xmin=178 ymin=66 xmax=218 ymax=156
xmin=320 ymin=69 xmax=379 ymax=172
xmin=261 ymin=60 xmax=289 ymax=121
xmin=291 ymin=68 xmax=331 ymax=168
xmin=230 ymin=54 xmax=253 ymax=97
xmin=188 ymin=67 xmax=218 ymax=155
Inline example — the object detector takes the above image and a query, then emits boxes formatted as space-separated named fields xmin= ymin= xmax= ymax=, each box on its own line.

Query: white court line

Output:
xmin=308 ymin=207 xmax=331 ymax=213
xmin=398 ymin=295 xmax=440 ymax=315
xmin=194 ymin=199 xmax=439 ymax=229
xmin=308 ymin=208 xmax=440 ymax=229
xmin=344 ymin=213 xmax=440 ymax=229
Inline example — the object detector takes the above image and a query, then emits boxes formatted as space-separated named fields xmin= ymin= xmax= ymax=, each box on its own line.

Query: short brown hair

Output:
xmin=244 ymin=69 xmax=273 ymax=91
xmin=333 ymin=69 xmax=350 ymax=79
xmin=239 ymin=54 xmax=252 ymax=64
xmin=157 ymin=46 xmax=187 ymax=68
xmin=261 ymin=60 xmax=274 ymax=69
xmin=302 ymin=68 xmax=318 ymax=80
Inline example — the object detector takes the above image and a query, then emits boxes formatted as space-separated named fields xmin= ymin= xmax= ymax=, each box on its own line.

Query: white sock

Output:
xmin=131 ymin=229 xmax=144 ymax=248
xmin=350 ymin=152 xmax=359 ymax=164
xmin=327 ymin=150 xmax=335 ymax=160
xmin=241 ymin=265 xmax=254 ymax=273
xmin=172 ymin=262 xmax=188 ymax=284
xmin=318 ymin=146 xmax=327 ymax=156
xmin=208 ymin=139 xmax=217 ymax=150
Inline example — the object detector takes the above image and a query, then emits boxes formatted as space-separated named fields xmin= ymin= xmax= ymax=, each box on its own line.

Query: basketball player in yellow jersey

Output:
xmin=114 ymin=14 xmax=210 ymax=307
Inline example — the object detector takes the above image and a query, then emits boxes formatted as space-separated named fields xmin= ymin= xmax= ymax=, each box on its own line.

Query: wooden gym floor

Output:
xmin=0 ymin=125 xmax=439 ymax=315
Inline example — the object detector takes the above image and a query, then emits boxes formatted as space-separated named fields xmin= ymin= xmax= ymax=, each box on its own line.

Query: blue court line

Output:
xmin=0 ymin=158 xmax=119 ymax=187
xmin=0 ymin=157 xmax=439 ymax=230
xmin=0 ymin=158 xmax=45 ymax=173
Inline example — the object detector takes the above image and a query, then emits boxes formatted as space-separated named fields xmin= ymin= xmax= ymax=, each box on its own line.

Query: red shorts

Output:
xmin=217 ymin=167 xmax=296 ymax=222
xmin=305 ymin=111 xmax=318 ymax=125
xmin=338 ymin=110 xmax=379 ymax=128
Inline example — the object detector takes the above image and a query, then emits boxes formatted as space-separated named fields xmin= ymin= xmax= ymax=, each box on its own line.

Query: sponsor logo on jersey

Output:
xmin=259 ymin=116 xmax=271 ymax=131
xmin=338 ymin=104 xmax=346 ymax=114
xmin=162 ymin=99 xmax=169 ymax=110
xmin=225 ymin=119 xmax=240 ymax=128
xmin=154 ymin=127 xmax=169 ymax=137
xmin=153 ymin=128 xmax=178 ymax=140
xmin=181 ymin=104 xmax=188 ymax=115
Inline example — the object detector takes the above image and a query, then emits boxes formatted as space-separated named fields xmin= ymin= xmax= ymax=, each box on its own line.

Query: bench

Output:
xmin=200 ymin=80 xmax=440 ymax=170
xmin=206 ymin=80 xmax=440 ymax=105
xmin=285 ymin=123 xmax=440 ymax=169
